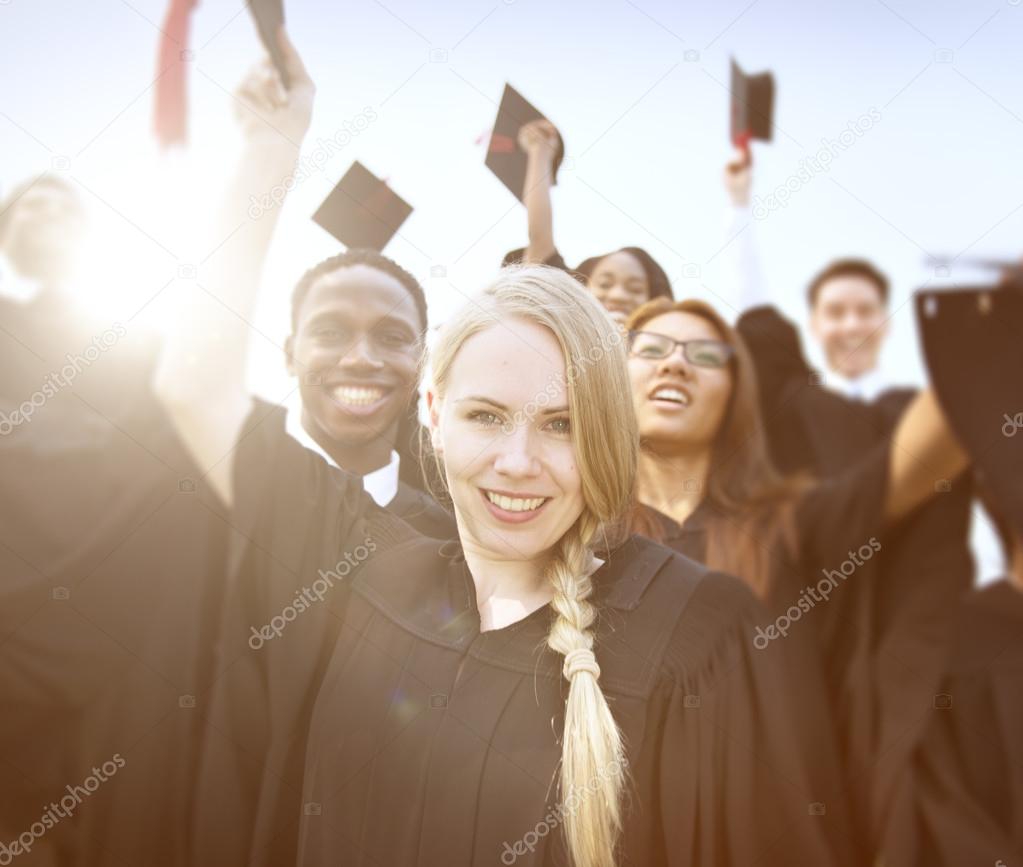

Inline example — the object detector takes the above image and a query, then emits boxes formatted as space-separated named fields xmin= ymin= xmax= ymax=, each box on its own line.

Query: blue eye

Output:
xmin=544 ymin=417 xmax=571 ymax=435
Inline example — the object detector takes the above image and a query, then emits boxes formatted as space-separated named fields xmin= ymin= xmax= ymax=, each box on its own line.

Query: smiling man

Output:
xmin=284 ymin=252 xmax=430 ymax=504
xmin=807 ymin=258 xmax=891 ymax=400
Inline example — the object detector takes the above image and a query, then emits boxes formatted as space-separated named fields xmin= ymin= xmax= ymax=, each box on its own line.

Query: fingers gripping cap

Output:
xmin=562 ymin=648 xmax=601 ymax=681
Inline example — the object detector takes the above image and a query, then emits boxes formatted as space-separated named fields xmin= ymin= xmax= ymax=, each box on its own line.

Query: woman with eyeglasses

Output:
xmin=623 ymin=297 xmax=974 ymax=863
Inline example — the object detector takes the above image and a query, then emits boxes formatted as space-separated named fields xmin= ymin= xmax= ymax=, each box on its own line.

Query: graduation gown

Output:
xmin=203 ymin=408 xmax=844 ymax=867
xmin=191 ymin=401 xmax=454 ymax=866
xmin=733 ymin=303 xmax=975 ymax=847
xmin=637 ymin=433 xmax=974 ymax=862
xmin=883 ymin=579 xmax=1023 ymax=865
xmin=0 ymin=393 xmax=228 ymax=867
xmin=735 ymin=304 xmax=912 ymax=477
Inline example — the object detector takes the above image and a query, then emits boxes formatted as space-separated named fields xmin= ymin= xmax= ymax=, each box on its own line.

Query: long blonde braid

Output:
xmin=546 ymin=518 xmax=626 ymax=867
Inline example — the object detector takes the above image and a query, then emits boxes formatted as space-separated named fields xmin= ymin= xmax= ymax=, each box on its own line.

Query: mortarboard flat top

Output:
xmin=247 ymin=0 xmax=290 ymax=88
xmin=730 ymin=59 xmax=775 ymax=148
xmin=312 ymin=161 xmax=413 ymax=252
xmin=916 ymin=284 xmax=1023 ymax=537
xmin=485 ymin=84 xmax=564 ymax=203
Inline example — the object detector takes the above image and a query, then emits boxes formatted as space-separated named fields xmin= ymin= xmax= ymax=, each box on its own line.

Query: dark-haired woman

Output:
xmin=502 ymin=119 xmax=673 ymax=326
xmin=624 ymin=297 xmax=975 ymax=863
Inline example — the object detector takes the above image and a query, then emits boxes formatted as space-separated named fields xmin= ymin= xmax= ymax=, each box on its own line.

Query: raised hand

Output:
xmin=724 ymin=147 xmax=752 ymax=208
xmin=518 ymin=118 xmax=560 ymax=168
xmin=233 ymin=27 xmax=315 ymax=148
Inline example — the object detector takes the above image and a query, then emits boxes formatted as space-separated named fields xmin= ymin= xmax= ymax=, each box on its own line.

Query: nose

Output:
xmin=492 ymin=423 xmax=542 ymax=478
xmin=337 ymin=334 xmax=385 ymax=369
xmin=656 ymin=345 xmax=695 ymax=379
xmin=605 ymin=281 xmax=630 ymax=302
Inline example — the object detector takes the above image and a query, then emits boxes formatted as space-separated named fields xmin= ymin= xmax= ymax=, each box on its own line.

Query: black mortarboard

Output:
xmin=916 ymin=284 xmax=1023 ymax=537
xmin=730 ymin=58 xmax=774 ymax=150
xmin=485 ymin=84 xmax=564 ymax=203
xmin=312 ymin=161 xmax=413 ymax=252
xmin=247 ymin=0 xmax=290 ymax=88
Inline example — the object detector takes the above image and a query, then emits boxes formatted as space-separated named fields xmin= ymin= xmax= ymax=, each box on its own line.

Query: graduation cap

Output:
xmin=730 ymin=59 xmax=775 ymax=154
xmin=247 ymin=0 xmax=290 ymax=88
xmin=485 ymin=84 xmax=565 ymax=202
xmin=916 ymin=284 xmax=1023 ymax=538
xmin=312 ymin=161 xmax=413 ymax=252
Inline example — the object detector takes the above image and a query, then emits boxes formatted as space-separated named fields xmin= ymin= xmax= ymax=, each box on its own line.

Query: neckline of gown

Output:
xmin=349 ymin=532 xmax=690 ymax=694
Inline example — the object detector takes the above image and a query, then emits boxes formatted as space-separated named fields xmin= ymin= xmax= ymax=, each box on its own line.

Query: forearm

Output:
xmin=522 ymin=154 xmax=555 ymax=264
xmin=156 ymin=138 xmax=299 ymax=398
xmin=884 ymin=389 xmax=970 ymax=525
xmin=719 ymin=205 xmax=769 ymax=320
xmin=153 ymin=138 xmax=301 ymax=502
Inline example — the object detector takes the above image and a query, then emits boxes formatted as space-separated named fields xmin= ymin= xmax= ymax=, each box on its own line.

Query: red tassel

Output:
xmin=153 ymin=0 xmax=199 ymax=148
xmin=488 ymin=133 xmax=516 ymax=154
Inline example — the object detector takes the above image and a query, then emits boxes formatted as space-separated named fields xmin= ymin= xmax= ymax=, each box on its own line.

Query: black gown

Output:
xmin=883 ymin=578 xmax=1023 ymax=865
xmin=190 ymin=401 xmax=455 ymax=866
xmin=735 ymin=304 xmax=912 ymax=477
xmin=208 ymin=411 xmax=846 ymax=866
xmin=733 ymin=303 xmax=976 ymax=849
xmin=638 ymin=433 xmax=974 ymax=863
xmin=0 ymin=389 xmax=228 ymax=867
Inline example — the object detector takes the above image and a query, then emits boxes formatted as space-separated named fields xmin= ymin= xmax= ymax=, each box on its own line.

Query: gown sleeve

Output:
xmin=788 ymin=435 xmax=973 ymax=848
xmin=653 ymin=573 xmax=850 ymax=867
xmin=735 ymin=304 xmax=899 ymax=477
xmin=192 ymin=401 xmax=417 ymax=865
xmin=882 ymin=580 xmax=1023 ymax=865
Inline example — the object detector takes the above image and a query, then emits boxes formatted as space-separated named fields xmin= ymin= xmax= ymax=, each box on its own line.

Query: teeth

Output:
xmin=333 ymin=386 xmax=385 ymax=406
xmin=485 ymin=492 xmax=547 ymax=512
xmin=652 ymin=387 xmax=689 ymax=405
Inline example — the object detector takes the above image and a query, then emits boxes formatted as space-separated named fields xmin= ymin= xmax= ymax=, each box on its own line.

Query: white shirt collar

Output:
xmin=827 ymin=366 xmax=889 ymax=402
xmin=283 ymin=392 xmax=401 ymax=508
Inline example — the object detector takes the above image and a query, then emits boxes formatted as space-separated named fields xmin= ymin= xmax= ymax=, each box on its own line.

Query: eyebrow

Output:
xmin=304 ymin=312 xmax=419 ymax=334
xmin=456 ymin=396 xmax=569 ymax=415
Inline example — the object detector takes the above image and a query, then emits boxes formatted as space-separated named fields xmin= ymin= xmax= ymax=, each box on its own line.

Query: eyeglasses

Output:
xmin=627 ymin=331 xmax=734 ymax=368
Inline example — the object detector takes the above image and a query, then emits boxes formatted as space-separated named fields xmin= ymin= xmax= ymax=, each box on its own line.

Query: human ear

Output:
xmin=426 ymin=389 xmax=443 ymax=453
xmin=284 ymin=334 xmax=297 ymax=377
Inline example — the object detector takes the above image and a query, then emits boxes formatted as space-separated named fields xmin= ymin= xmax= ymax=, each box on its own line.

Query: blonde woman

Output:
xmin=156 ymin=39 xmax=839 ymax=867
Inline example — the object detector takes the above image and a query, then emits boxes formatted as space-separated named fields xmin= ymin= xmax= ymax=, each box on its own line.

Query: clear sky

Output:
xmin=3 ymin=0 xmax=1023 ymax=396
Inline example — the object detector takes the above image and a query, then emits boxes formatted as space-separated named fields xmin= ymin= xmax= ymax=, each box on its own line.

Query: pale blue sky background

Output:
xmin=3 ymin=0 xmax=1023 ymax=395
xmin=2 ymin=0 xmax=1019 ymax=577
